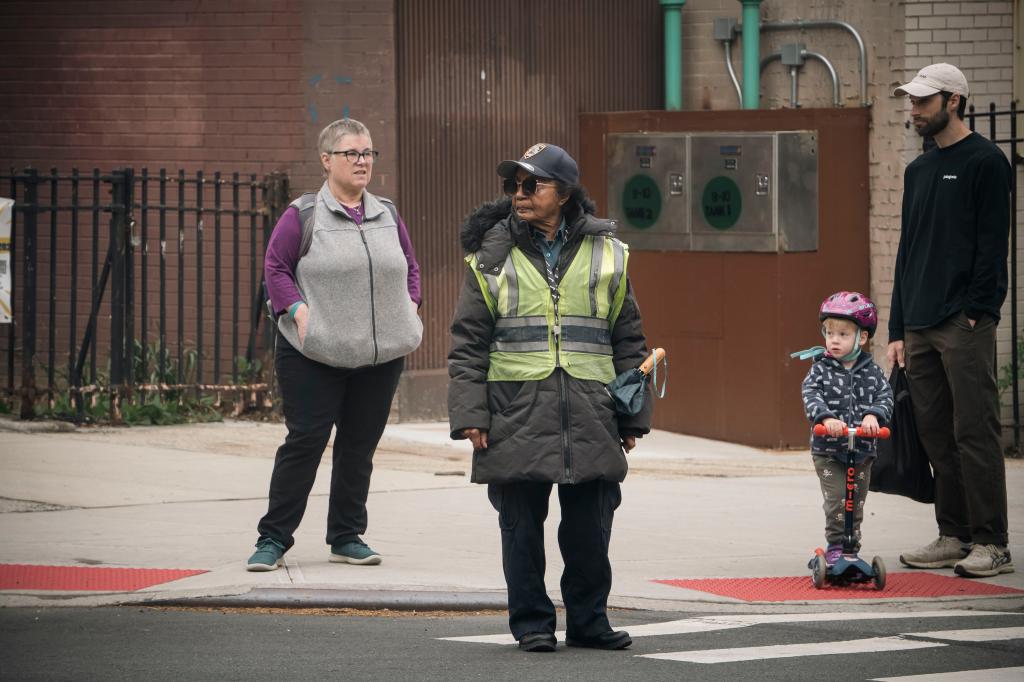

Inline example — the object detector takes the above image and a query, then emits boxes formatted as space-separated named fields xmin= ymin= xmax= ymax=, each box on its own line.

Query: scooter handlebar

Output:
xmin=813 ymin=424 xmax=891 ymax=439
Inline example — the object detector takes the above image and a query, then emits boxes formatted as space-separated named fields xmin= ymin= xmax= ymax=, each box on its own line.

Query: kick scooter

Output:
xmin=808 ymin=424 xmax=890 ymax=591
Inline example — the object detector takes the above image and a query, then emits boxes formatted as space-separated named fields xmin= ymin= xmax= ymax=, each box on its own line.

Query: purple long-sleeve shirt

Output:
xmin=264 ymin=202 xmax=422 ymax=316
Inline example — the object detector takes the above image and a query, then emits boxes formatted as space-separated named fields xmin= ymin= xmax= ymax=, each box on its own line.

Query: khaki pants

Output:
xmin=814 ymin=455 xmax=872 ymax=550
xmin=904 ymin=312 xmax=1008 ymax=546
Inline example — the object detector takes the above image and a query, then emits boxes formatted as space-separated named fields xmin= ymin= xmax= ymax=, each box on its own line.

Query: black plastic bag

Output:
xmin=869 ymin=365 xmax=935 ymax=503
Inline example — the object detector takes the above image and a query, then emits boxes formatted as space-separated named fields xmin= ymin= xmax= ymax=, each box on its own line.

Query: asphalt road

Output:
xmin=2 ymin=606 xmax=1023 ymax=681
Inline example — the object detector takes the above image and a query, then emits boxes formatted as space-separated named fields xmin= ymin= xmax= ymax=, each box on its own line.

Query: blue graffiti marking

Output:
xmin=309 ymin=104 xmax=318 ymax=122
xmin=342 ymin=104 xmax=350 ymax=119
xmin=334 ymin=75 xmax=353 ymax=85
xmin=309 ymin=74 xmax=323 ymax=87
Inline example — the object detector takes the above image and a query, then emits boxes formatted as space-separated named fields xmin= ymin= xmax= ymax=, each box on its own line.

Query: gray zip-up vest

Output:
xmin=276 ymin=183 xmax=423 ymax=368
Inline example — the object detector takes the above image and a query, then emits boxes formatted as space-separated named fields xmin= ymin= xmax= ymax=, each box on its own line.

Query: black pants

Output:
xmin=257 ymin=335 xmax=404 ymax=549
xmin=904 ymin=312 xmax=1008 ymax=546
xmin=487 ymin=479 xmax=621 ymax=640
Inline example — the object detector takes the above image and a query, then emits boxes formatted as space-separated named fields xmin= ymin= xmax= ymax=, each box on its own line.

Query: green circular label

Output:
xmin=701 ymin=176 xmax=742 ymax=230
xmin=621 ymin=175 xmax=661 ymax=229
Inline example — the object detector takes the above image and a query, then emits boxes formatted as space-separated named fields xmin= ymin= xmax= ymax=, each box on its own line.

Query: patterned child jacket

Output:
xmin=800 ymin=352 xmax=894 ymax=462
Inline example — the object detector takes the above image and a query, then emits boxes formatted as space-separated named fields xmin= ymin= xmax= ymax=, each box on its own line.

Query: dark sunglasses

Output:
xmin=502 ymin=176 xmax=556 ymax=196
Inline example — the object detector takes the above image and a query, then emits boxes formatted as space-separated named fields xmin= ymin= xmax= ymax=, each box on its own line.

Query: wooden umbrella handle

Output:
xmin=638 ymin=348 xmax=666 ymax=375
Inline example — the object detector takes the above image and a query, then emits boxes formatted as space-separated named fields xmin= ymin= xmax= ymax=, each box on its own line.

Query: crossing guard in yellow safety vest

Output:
xmin=467 ymin=234 xmax=628 ymax=384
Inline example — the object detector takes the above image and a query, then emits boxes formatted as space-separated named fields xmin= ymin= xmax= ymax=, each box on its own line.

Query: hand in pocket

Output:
xmin=294 ymin=304 xmax=309 ymax=345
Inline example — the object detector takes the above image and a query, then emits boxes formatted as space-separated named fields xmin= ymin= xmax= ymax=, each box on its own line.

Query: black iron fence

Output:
xmin=0 ymin=167 xmax=290 ymax=422
xmin=966 ymin=101 xmax=1022 ymax=451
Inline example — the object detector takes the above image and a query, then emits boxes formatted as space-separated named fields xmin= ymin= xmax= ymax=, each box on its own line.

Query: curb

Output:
xmin=146 ymin=588 xmax=509 ymax=611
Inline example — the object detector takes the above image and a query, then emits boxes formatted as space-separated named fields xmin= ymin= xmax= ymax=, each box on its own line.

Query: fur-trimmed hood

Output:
xmin=458 ymin=195 xmax=611 ymax=270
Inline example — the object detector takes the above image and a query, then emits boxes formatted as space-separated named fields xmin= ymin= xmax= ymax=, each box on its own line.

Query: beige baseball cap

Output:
xmin=893 ymin=62 xmax=969 ymax=97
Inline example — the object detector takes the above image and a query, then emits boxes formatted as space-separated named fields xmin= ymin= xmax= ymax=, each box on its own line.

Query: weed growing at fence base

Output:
xmin=24 ymin=341 xmax=273 ymax=426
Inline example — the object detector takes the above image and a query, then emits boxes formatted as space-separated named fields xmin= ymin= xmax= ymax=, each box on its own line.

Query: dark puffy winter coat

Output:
xmin=801 ymin=352 xmax=894 ymax=463
xmin=447 ymin=197 xmax=652 ymax=484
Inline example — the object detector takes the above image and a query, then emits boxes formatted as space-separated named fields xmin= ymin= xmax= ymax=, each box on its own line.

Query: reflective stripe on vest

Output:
xmin=467 ymin=234 xmax=628 ymax=383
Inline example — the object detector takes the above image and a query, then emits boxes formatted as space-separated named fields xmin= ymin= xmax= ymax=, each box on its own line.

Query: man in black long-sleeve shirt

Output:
xmin=888 ymin=63 xmax=1013 ymax=578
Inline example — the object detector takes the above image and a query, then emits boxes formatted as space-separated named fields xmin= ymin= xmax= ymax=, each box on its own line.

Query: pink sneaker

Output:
xmin=825 ymin=544 xmax=843 ymax=566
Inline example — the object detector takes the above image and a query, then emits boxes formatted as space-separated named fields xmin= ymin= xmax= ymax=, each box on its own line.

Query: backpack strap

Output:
xmin=293 ymin=192 xmax=318 ymax=259
xmin=295 ymin=193 xmax=401 ymax=260
xmin=378 ymin=196 xmax=400 ymax=228
xmin=264 ymin=192 xmax=317 ymax=323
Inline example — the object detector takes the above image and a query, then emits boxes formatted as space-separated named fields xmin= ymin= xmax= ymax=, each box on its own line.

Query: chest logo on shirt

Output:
xmin=942 ymin=174 xmax=958 ymax=180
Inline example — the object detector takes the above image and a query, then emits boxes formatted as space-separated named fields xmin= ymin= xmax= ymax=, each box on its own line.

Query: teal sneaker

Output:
xmin=329 ymin=539 xmax=382 ymax=565
xmin=246 ymin=538 xmax=285 ymax=572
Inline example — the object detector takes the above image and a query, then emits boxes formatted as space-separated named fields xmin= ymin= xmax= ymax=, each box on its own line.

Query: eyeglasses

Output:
xmin=502 ymin=177 xmax=556 ymax=196
xmin=329 ymin=149 xmax=380 ymax=163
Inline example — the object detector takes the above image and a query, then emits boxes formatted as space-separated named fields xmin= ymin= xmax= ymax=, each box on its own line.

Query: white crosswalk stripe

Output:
xmin=640 ymin=625 xmax=1024 ymax=665
xmin=871 ymin=666 xmax=1024 ymax=681
xmin=438 ymin=609 xmax=1013 ymax=645
xmin=906 ymin=627 xmax=1024 ymax=643
xmin=440 ymin=610 xmax=1023 ymax=676
xmin=640 ymin=636 xmax=944 ymax=664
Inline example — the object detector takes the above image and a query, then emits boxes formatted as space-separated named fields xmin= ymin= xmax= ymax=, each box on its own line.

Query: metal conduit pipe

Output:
xmin=760 ymin=52 xmax=786 ymax=104
xmin=723 ymin=40 xmax=743 ymax=106
xmin=759 ymin=50 xmax=841 ymax=108
xmin=760 ymin=53 xmax=782 ymax=72
xmin=802 ymin=50 xmax=841 ymax=107
xmin=714 ymin=17 xmax=744 ymax=107
xmin=736 ymin=19 xmax=868 ymax=106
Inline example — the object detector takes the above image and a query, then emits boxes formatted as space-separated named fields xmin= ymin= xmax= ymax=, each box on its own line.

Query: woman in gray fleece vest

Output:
xmin=246 ymin=118 xmax=423 ymax=571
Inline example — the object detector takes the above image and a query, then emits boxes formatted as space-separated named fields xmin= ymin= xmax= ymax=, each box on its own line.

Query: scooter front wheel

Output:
xmin=812 ymin=554 xmax=828 ymax=589
xmin=872 ymin=556 xmax=886 ymax=591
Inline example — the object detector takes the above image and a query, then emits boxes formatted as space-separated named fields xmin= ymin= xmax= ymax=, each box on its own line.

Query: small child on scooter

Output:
xmin=799 ymin=291 xmax=894 ymax=566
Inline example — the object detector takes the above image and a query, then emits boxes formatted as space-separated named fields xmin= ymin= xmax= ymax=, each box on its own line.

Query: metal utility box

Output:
xmin=606 ymin=131 xmax=818 ymax=252
xmin=580 ymin=108 xmax=871 ymax=449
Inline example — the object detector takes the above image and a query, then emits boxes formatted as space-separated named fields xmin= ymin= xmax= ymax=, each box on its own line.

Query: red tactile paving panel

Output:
xmin=0 ymin=564 xmax=207 ymax=591
xmin=654 ymin=573 xmax=1024 ymax=601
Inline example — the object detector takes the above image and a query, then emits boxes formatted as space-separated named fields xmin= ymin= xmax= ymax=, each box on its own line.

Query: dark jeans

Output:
xmin=487 ymin=479 xmax=621 ymax=640
xmin=256 ymin=335 xmax=404 ymax=550
xmin=904 ymin=312 xmax=1008 ymax=546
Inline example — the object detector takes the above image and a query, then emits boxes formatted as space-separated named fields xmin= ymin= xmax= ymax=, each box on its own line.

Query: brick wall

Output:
xmin=0 ymin=0 xmax=399 ymax=389
xmin=0 ymin=0 xmax=398 ymax=195
xmin=295 ymin=0 xmax=399 ymax=198
xmin=0 ymin=1 xmax=305 ymax=174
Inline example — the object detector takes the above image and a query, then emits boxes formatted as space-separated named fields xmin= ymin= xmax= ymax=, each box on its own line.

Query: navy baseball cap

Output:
xmin=497 ymin=143 xmax=579 ymax=185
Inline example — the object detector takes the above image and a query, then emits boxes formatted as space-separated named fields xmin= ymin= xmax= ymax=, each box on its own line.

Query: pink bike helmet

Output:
xmin=819 ymin=291 xmax=878 ymax=337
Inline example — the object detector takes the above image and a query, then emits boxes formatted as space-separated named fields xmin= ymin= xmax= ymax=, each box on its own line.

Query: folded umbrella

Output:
xmin=606 ymin=348 xmax=667 ymax=416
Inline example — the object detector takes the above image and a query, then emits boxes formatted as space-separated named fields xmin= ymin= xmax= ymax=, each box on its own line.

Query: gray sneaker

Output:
xmin=899 ymin=535 xmax=970 ymax=568
xmin=954 ymin=544 xmax=1014 ymax=578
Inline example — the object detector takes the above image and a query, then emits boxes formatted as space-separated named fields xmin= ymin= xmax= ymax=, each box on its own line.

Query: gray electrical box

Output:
xmin=605 ymin=133 xmax=689 ymax=251
xmin=606 ymin=131 xmax=818 ymax=252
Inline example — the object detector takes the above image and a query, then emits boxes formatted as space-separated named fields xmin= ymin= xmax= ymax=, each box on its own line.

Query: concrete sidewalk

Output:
xmin=1 ymin=418 xmax=1021 ymax=611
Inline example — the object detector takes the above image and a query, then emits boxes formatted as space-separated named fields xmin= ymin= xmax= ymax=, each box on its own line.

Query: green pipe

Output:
xmin=661 ymin=0 xmax=686 ymax=111
xmin=740 ymin=0 xmax=763 ymax=109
